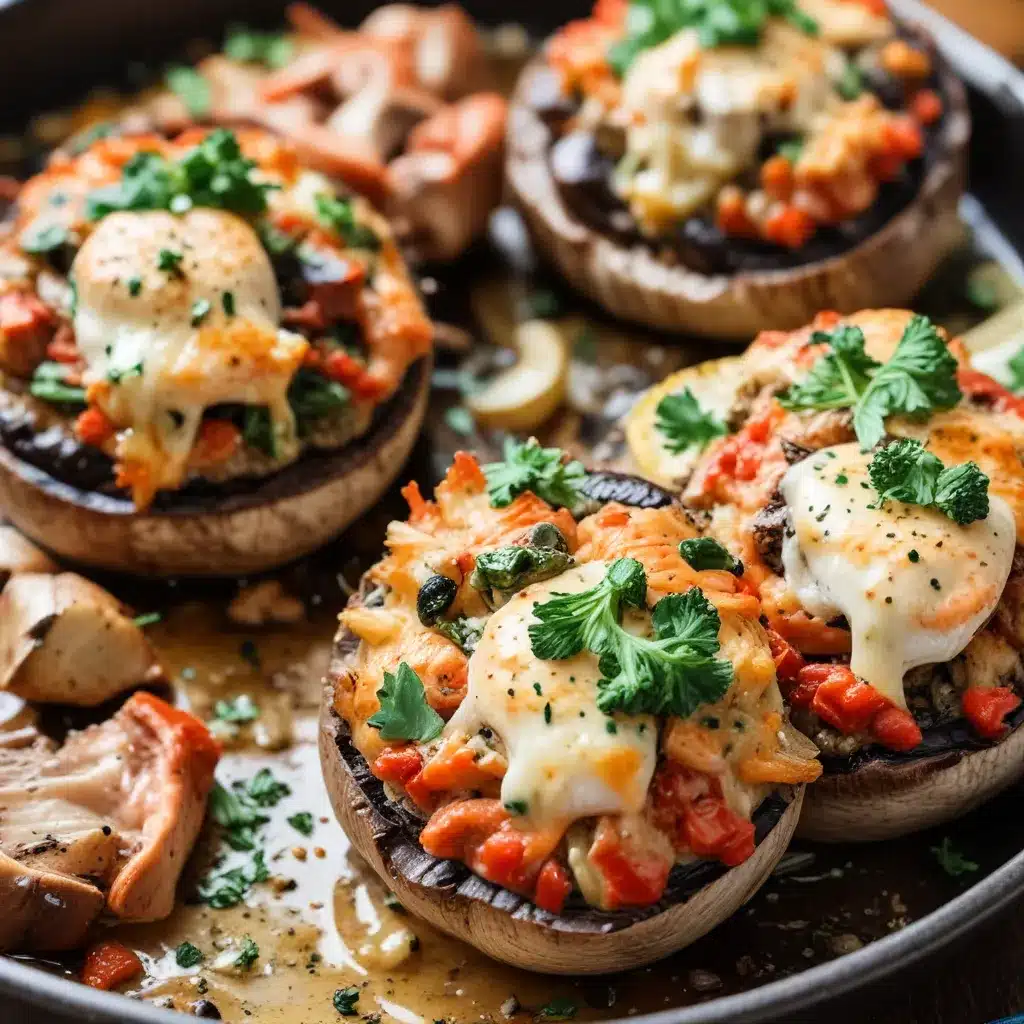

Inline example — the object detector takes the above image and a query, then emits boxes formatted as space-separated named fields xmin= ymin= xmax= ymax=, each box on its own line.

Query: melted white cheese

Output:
xmin=72 ymin=209 xmax=308 ymax=497
xmin=446 ymin=562 xmax=657 ymax=829
xmin=780 ymin=443 xmax=1016 ymax=707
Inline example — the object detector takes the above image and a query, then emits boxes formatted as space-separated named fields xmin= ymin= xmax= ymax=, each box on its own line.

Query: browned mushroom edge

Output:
xmin=505 ymin=35 xmax=970 ymax=340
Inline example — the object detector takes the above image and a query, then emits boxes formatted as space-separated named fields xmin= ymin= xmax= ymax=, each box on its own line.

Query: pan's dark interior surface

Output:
xmin=1 ymin=1 xmax=1024 ymax=1023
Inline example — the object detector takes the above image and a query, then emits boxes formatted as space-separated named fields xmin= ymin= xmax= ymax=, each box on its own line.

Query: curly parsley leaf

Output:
xmin=868 ymin=438 xmax=989 ymax=525
xmin=199 ymin=849 xmax=269 ymax=909
xmin=314 ymin=193 xmax=380 ymax=251
xmin=483 ymin=437 xmax=586 ymax=510
xmin=86 ymin=129 xmax=275 ymax=221
xmin=678 ymin=537 xmax=743 ymax=575
xmin=931 ymin=836 xmax=978 ymax=877
xmin=245 ymin=768 xmax=291 ymax=808
xmin=287 ymin=811 xmax=315 ymax=837
xmin=781 ymin=317 xmax=961 ymax=450
xmin=235 ymin=936 xmax=260 ymax=969
xmin=654 ymin=388 xmax=727 ymax=454
xmin=529 ymin=557 xmax=647 ymax=662
xmin=367 ymin=662 xmax=444 ymax=742
xmin=333 ymin=986 xmax=361 ymax=1016
xmin=165 ymin=65 xmax=211 ymax=118
xmin=175 ymin=941 xmax=204 ymax=968
xmin=596 ymin=586 xmax=733 ymax=717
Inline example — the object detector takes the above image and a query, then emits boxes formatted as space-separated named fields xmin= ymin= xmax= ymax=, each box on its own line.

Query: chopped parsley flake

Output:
xmin=333 ymin=986 xmax=361 ymax=1016
xmin=287 ymin=811 xmax=315 ymax=837
xmin=190 ymin=298 xmax=212 ymax=326
xmin=235 ymin=936 xmax=260 ymax=969
xmin=175 ymin=941 xmax=204 ymax=968
xmin=932 ymin=837 xmax=979 ymax=877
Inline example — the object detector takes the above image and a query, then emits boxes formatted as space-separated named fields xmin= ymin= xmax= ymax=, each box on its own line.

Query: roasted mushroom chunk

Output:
xmin=0 ymin=573 xmax=164 ymax=706
xmin=0 ymin=692 xmax=220 ymax=952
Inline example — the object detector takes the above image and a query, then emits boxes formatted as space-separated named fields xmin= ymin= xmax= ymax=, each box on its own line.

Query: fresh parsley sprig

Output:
xmin=367 ymin=662 xmax=444 ymax=742
xmin=483 ymin=438 xmax=586 ymax=510
xmin=780 ymin=316 xmax=962 ymax=450
xmin=528 ymin=559 xmax=733 ymax=718
xmin=654 ymin=388 xmax=727 ymax=454
xmin=86 ymin=129 xmax=275 ymax=221
xmin=868 ymin=438 xmax=989 ymax=525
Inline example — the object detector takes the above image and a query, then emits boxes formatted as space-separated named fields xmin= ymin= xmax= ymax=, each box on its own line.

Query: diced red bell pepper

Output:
xmin=81 ymin=940 xmax=143 ymax=991
xmin=588 ymin=818 xmax=672 ymax=908
xmin=534 ymin=858 xmax=572 ymax=914
xmin=766 ymin=628 xmax=806 ymax=684
xmin=962 ymin=686 xmax=1021 ymax=740
xmin=810 ymin=667 xmax=890 ymax=734
xmin=870 ymin=706 xmax=923 ymax=752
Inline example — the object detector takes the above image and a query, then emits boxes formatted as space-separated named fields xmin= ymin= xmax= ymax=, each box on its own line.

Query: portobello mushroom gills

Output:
xmin=0 ymin=691 xmax=220 ymax=953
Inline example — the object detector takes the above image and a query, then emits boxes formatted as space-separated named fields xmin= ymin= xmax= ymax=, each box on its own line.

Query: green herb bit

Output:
xmin=128 ymin=276 xmax=143 ymax=297
xmin=654 ymin=387 xmax=727 ymax=454
xmin=222 ymin=290 xmax=236 ymax=316
xmin=470 ymin=543 xmax=574 ymax=599
xmin=483 ymin=437 xmax=586 ymax=510
xmin=243 ymin=406 xmax=277 ymax=458
xmin=525 ymin=288 xmax=562 ymax=319
xmin=107 ymin=361 xmax=143 ymax=385
xmin=190 ymin=298 xmax=211 ymax=326
xmin=199 ymin=849 xmax=269 ymax=908
xmin=836 ymin=60 xmax=863 ymax=100
xmin=246 ymin=767 xmax=291 ymax=807
xmin=932 ymin=836 xmax=979 ymax=877
xmin=444 ymin=405 xmax=475 ymax=437
xmin=287 ymin=811 xmax=315 ymax=837
xmin=240 ymin=638 xmax=261 ymax=668
xmin=868 ymin=438 xmax=989 ymax=525
xmin=166 ymin=65 xmax=211 ymax=118
xmin=174 ymin=941 xmax=204 ymax=968
xmin=235 ymin=936 xmax=260 ymax=969
xmin=537 ymin=997 xmax=578 ymax=1021
xmin=158 ymin=247 xmax=184 ymax=274
xmin=678 ymin=537 xmax=742 ymax=575
xmin=367 ymin=662 xmax=444 ymax=742
xmin=29 ymin=362 xmax=86 ymax=406
xmin=208 ymin=781 xmax=268 ymax=850
xmin=214 ymin=694 xmax=260 ymax=723
xmin=777 ymin=138 xmax=804 ymax=163
xmin=333 ymin=986 xmax=361 ymax=1016
xmin=780 ymin=315 xmax=961 ymax=450
xmin=314 ymin=193 xmax=380 ymax=250
xmin=288 ymin=367 xmax=348 ymax=427
xmin=1007 ymin=345 xmax=1024 ymax=393
xmin=132 ymin=611 xmax=162 ymax=628
xmin=20 ymin=222 xmax=69 ymax=255
xmin=224 ymin=25 xmax=293 ymax=68
xmin=504 ymin=800 xmax=529 ymax=816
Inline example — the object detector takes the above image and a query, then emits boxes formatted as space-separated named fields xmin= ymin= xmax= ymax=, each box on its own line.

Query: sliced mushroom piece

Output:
xmin=467 ymin=319 xmax=569 ymax=431
xmin=0 ymin=572 xmax=164 ymax=706
xmin=0 ymin=692 xmax=220 ymax=951
xmin=0 ymin=525 xmax=57 ymax=590
xmin=387 ymin=93 xmax=507 ymax=260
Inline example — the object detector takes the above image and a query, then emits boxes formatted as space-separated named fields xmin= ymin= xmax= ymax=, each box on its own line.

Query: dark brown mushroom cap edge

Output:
xmin=506 ymin=40 xmax=970 ymax=340
xmin=0 ymin=357 xmax=431 ymax=577
xmin=319 ymin=471 xmax=805 ymax=975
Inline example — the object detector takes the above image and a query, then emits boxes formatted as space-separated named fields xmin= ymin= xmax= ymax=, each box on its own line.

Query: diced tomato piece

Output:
xmin=420 ymin=799 xmax=510 ymax=862
xmin=958 ymin=368 xmax=1024 ymax=418
xmin=81 ymin=940 xmax=144 ymax=991
xmin=588 ymin=817 xmax=672 ymax=908
xmin=476 ymin=830 xmax=528 ymax=885
xmin=0 ymin=290 xmax=54 ymax=376
xmin=534 ymin=858 xmax=572 ymax=914
xmin=761 ymin=156 xmax=794 ymax=201
xmin=810 ymin=667 xmax=889 ymax=734
xmin=74 ymin=407 xmax=116 ymax=447
xmin=282 ymin=300 xmax=328 ymax=332
xmin=911 ymin=89 xmax=943 ymax=126
xmin=715 ymin=186 xmax=758 ymax=239
xmin=324 ymin=349 xmax=367 ymax=385
xmin=962 ymin=686 xmax=1021 ymax=740
xmin=766 ymin=628 xmax=806 ymax=684
xmin=883 ymin=116 xmax=924 ymax=161
xmin=193 ymin=419 xmax=241 ymax=465
xmin=372 ymin=747 xmax=424 ymax=786
xmin=763 ymin=204 xmax=816 ymax=249
xmin=46 ymin=324 xmax=80 ymax=365
xmin=870 ymin=706 xmax=923 ymax=751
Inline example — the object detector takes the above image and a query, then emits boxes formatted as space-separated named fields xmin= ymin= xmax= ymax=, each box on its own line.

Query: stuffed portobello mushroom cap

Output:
xmin=321 ymin=456 xmax=819 ymax=973
xmin=0 ymin=128 xmax=433 ymax=575
xmin=507 ymin=1 xmax=969 ymax=339
xmin=626 ymin=308 xmax=1024 ymax=840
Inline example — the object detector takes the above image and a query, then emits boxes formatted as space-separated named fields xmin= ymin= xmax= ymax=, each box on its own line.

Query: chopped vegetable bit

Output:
xmin=30 ymin=361 xmax=86 ymax=405
xmin=287 ymin=811 xmax=315 ymax=836
xmin=678 ymin=537 xmax=742 ymax=575
xmin=1007 ymin=345 xmax=1024 ymax=393
xmin=536 ymin=997 xmax=578 ymax=1021
xmin=246 ymin=767 xmax=291 ymax=807
xmin=483 ymin=437 xmax=586 ymax=510
xmin=213 ymin=694 xmax=260 ymax=723
xmin=174 ymin=941 xmax=204 ymax=968
xmin=199 ymin=849 xmax=269 ymax=909
xmin=224 ymin=25 xmax=293 ymax=68
xmin=868 ymin=438 xmax=989 ymax=525
xmin=243 ymin=406 xmax=277 ymax=457
xmin=234 ymin=936 xmax=260 ymax=969
xmin=132 ymin=612 xmax=162 ymax=628
xmin=780 ymin=316 xmax=961 ymax=450
xmin=190 ymin=298 xmax=211 ymax=326
xmin=165 ymin=65 xmax=211 ymax=118
xmin=158 ymin=247 xmax=184 ymax=274
xmin=86 ymin=129 xmax=275 ymax=221
xmin=367 ymin=662 xmax=444 ymax=742
xmin=444 ymin=405 xmax=475 ymax=436
xmin=314 ymin=193 xmax=380 ymax=250
xmin=529 ymin=558 xmax=733 ymax=717
xmin=932 ymin=837 xmax=979 ymax=877
xmin=654 ymin=387 xmax=727 ymax=454
xmin=333 ymin=986 xmax=361 ymax=1016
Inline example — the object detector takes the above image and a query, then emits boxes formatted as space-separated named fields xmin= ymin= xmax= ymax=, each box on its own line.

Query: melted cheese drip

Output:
xmin=446 ymin=562 xmax=657 ymax=828
xmin=72 ymin=209 xmax=308 ymax=500
xmin=780 ymin=443 xmax=1016 ymax=707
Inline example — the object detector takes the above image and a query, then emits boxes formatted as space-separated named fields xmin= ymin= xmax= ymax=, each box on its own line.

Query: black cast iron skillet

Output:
xmin=1 ymin=0 xmax=1024 ymax=1021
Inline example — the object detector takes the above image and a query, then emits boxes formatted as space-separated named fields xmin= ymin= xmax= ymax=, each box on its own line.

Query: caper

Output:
xmin=416 ymin=574 xmax=458 ymax=626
